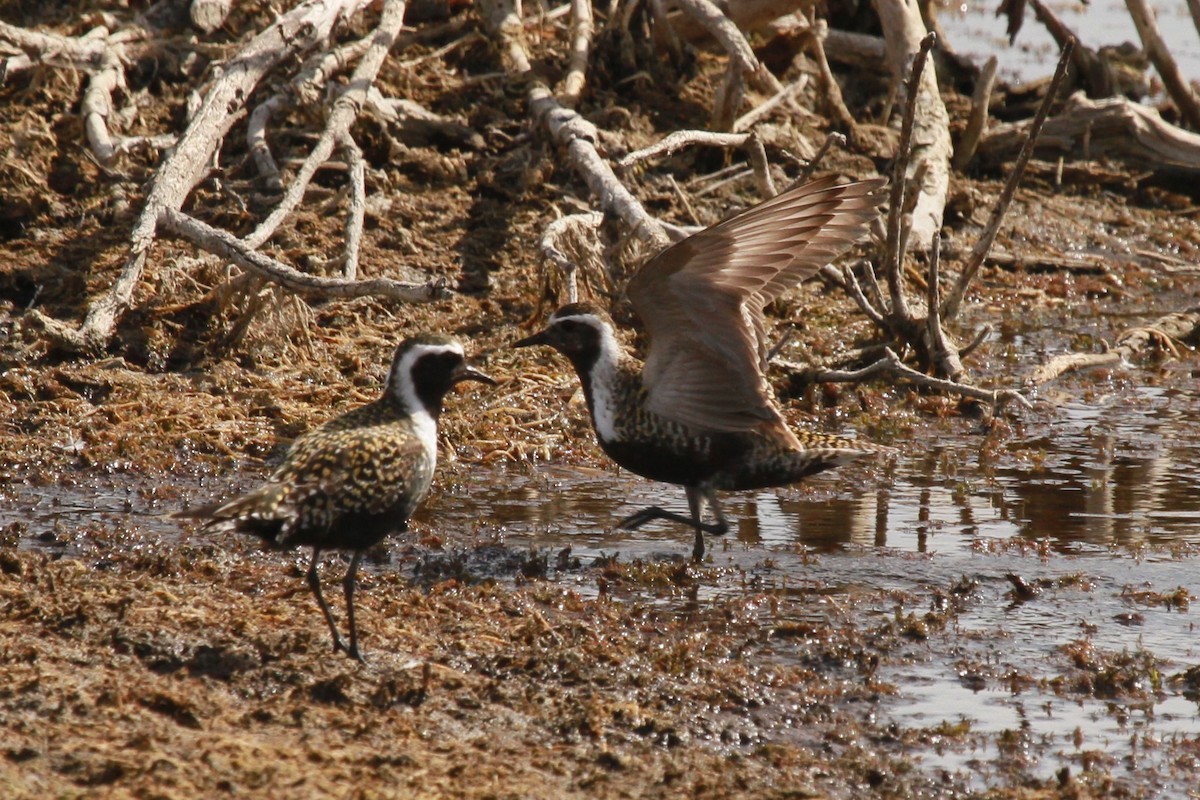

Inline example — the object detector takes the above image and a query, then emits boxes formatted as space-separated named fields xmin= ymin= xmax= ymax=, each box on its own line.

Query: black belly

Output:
xmin=254 ymin=505 xmax=410 ymax=553
xmin=600 ymin=434 xmax=744 ymax=487
xmin=600 ymin=432 xmax=839 ymax=492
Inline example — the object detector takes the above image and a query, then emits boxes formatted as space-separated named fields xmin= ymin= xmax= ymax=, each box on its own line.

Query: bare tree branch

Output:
xmin=25 ymin=0 xmax=375 ymax=353
xmin=783 ymin=347 xmax=1032 ymax=412
xmin=1030 ymin=307 xmax=1200 ymax=385
xmin=873 ymin=0 xmax=950 ymax=249
xmin=161 ymin=209 xmax=448 ymax=302
xmin=942 ymin=39 xmax=1075 ymax=320
xmin=951 ymin=55 xmax=997 ymax=172
xmin=1125 ymin=0 xmax=1200 ymax=130
xmin=558 ymin=0 xmax=594 ymax=106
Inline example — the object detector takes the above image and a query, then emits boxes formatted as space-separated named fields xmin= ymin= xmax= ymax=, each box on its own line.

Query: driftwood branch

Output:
xmin=558 ymin=0 xmax=594 ymax=107
xmin=881 ymin=30 xmax=935 ymax=323
xmin=977 ymin=92 xmax=1200 ymax=177
xmin=873 ymin=0 xmax=950 ymax=250
xmin=1030 ymin=307 xmax=1200 ymax=385
xmin=23 ymin=0 xmax=375 ymax=353
xmin=1125 ymin=0 xmax=1200 ymax=129
xmin=162 ymin=209 xmax=448 ymax=302
xmin=782 ymin=347 xmax=1032 ymax=412
xmin=943 ymin=40 xmax=1075 ymax=321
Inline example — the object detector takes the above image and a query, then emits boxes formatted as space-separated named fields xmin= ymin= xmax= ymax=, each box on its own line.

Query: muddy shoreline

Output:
xmin=4 ymin=3 xmax=1200 ymax=798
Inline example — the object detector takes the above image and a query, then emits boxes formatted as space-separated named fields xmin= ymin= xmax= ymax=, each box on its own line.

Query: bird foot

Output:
xmin=617 ymin=506 xmax=727 ymax=536
xmin=617 ymin=506 xmax=671 ymax=531
xmin=330 ymin=635 xmax=367 ymax=664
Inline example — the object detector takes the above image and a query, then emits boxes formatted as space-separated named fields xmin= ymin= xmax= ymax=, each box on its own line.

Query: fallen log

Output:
xmin=977 ymin=93 xmax=1200 ymax=177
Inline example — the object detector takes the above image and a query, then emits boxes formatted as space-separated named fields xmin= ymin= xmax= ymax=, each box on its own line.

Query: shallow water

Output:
xmin=8 ymin=363 xmax=1200 ymax=792
xmin=937 ymin=0 xmax=1200 ymax=87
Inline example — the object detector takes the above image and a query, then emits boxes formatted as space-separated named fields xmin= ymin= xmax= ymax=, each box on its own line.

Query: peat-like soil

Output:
xmin=3 ymin=3 xmax=1200 ymax=798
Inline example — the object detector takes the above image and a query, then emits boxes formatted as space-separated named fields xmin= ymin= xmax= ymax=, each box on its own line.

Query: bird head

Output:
xmin=513 ymin=303 xmax=620 ymax=372
xmin=388 ymin=334 xmax=495 ymax=416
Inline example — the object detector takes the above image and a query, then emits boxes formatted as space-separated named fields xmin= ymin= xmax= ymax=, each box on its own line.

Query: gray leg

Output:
xmin=341 ymin=550 xmax=367 ymax=663
xmin=690 ymin=488 xmax=729 ymax=561
xmin=616 ymin=487 xmax=728 ymax=561
xmin=306 ymin=549 xmax=348 ymax=656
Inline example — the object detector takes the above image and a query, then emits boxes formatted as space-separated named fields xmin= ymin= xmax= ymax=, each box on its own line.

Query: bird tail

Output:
xmin=173 ymin=484 xmax=291 ymax=544
xmin=776 ymin=435 xmax=897 ymax=481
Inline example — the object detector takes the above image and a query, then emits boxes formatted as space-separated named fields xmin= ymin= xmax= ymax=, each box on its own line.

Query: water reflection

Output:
xmin=7 ymin=382 xmax=1200 ymax=560
xmin=7 ymin=373 xmax=1200 ymax=795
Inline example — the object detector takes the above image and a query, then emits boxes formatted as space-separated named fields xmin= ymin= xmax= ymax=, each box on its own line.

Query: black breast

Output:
xmin=600 ymin=433 xmax=746 ymax=488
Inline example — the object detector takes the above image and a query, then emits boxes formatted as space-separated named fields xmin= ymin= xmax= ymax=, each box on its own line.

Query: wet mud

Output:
xmin=4 ymin=3 xmax=1200 ymax=798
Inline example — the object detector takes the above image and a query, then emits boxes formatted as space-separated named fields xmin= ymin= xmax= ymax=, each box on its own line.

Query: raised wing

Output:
xmin=626 ymin=176 xmax=885 ymax=433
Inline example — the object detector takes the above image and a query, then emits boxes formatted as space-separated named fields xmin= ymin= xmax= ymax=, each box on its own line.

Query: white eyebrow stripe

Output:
xmin=389 ymin=342 xmax=465 ymax=460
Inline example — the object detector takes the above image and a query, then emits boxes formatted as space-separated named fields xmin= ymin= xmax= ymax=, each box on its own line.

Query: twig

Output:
xmin=924 ymin=234 xmax=965 ymax=381
xmin=711 ymin=63 xmax=747 ymax=132
xmin=882 ymin=32 xmax=936 ymax=323
xmin=162 ymin=209 xmax=447 ymax=302
xmin=619 ymin=130 xmax=753 ymax=168
xmin=951 ymin=55 xmax=997 ymax=172
xmin=247 ymin=94 xmax=287 ymax=191
xmin=647 ymin=0 xmax=687 ymax=67
xmin=798 ymin=16 xmax=858 ymax=140
xmin=958 ymin=325 xmax=991 ymax=359
xmin=558 ymin=0 xmax=593 ymax=106
xmin=1125 ymin=0 xmax=1200 ymax=130
xmin=341 ymin=135 xmax=366 ymax=280
xmin=782 ymin=347 xmax=1032 ymax=411
xmin=620 ymin=128 xmax=776 ymax=200
xmin=794 ymin=132 xmax=846 ymax=185
xmin=744 ymin=132 xmax=776 ymax=198
xmin=942 ymin=38 xmax=1075 ymax=321
xmin=840 ymin=264 xmax=888 ymax=328
xmin=396 ymin=30 xmax=484 ymax=69
xmin=733 ymin=75 xmax=809 ymax=132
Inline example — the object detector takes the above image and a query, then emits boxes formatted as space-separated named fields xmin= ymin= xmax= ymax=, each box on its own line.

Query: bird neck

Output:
xmin=572 ymin=330 xmax=639 ymax=443
xmin=379 ymin=391 xmax=440 ymax=460
xmin=386 ymin=371 xmax=447 ymax=421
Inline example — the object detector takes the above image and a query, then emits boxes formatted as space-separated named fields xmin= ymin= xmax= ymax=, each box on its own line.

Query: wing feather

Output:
xmin=626 ymin=177 xmax=885 ymax=433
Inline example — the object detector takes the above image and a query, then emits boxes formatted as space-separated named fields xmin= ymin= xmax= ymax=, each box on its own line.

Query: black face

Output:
xmin=390 ymin=337 xmax=495 ymax=416
xmin=513 ymin=304 xmax=608 ymax=372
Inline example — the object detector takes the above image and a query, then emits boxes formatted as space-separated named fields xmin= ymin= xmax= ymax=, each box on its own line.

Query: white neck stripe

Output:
xmin=389 ymin=342 xmax=463 ymax=463
xmin=550 ymin=314 xmax=623 ymax=442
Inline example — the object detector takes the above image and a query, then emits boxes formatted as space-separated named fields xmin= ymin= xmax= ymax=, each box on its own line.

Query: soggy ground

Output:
xmin=4 ymin=3 xmax=1200 ymax=799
